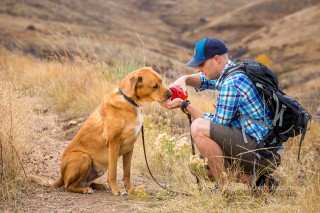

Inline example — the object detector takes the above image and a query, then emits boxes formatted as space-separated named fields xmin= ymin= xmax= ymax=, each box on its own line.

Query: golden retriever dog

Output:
xmin=53 ymin=67 xmax=172 ymax=195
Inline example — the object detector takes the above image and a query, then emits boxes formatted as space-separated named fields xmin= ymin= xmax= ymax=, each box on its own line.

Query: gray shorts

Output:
xmin=209 ymin=122 xmax=281 ymax=175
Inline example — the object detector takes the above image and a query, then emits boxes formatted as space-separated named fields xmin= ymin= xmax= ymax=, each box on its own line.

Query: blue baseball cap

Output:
xmin=186 ymin=37 xmax=228 ymax=67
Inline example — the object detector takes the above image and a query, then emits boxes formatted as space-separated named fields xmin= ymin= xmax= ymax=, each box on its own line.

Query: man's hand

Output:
xmin=170 ymin=77 xmax=188 ymax=96
xmin=160 ymin=98 xmax=183 ymax=109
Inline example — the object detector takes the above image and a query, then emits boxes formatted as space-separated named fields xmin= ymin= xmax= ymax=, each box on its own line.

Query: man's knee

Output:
xmin=190 ymin=118 xmax=210 ymax=139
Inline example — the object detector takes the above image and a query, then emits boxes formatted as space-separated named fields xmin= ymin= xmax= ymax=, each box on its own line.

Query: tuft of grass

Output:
xmin=129 ymin=185 xmax=152 ymax=200
xmin=0 ymin=82 xmax=38 ymax=209
xmin=1 ymin=49 xmax=142 ymax=118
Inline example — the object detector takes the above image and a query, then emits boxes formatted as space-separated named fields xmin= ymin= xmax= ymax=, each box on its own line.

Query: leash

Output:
xmin=118 ymin=88 xmax=193 ymax=195
xmin=118 ymin=88 xmax=195 ymax=195
xmin=180 ymin=109 xmax=201 ymax=188
xmin=141 ymin=125 xmax=192 ymax=196
xmin=141 ymin=107 xmax=202 ymax=195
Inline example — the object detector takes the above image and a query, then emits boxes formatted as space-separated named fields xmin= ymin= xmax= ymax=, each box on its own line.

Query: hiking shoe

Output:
xmin=254 ymin=175 xmax=279 ymax=193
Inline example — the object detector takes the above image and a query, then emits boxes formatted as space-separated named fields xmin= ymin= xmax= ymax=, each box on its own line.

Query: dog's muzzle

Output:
xmin=166 ymin=90 xmax=173 ymax=100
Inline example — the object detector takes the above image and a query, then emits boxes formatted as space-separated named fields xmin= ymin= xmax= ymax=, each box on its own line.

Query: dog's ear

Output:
xmin=129 ymin=75 xmax=143 ymax=88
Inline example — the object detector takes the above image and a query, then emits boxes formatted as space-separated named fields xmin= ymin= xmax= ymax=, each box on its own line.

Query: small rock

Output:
xmin=63 ymin=120 xmax=78 ymax=130
xmin=68 ymin=120 xmax=78 ymax=126
xmin=26 ymin=25 xmax=36 ymax=31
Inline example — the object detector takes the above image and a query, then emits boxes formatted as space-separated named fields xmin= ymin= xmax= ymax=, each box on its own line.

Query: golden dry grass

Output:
xmin=131 ymin=109 xmax=320 ymax=212
xmin=0 ymin=81 xmax=39 ymax=205
xmin=0 ymin=48 xmax=143 ymax=118
xmin=0 ymin=47 xmax=319 ymax=212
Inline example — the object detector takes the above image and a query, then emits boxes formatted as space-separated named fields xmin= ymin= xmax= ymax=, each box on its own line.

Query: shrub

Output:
xmin=254 ymin=54 xmax=272 ymax=67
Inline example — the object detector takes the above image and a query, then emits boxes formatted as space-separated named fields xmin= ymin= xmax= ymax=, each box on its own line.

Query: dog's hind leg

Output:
xmin=90 ymin=182 xmax=108 ymax=190
xmin=67 ymin=183 xmax=94 ymax=194
xmin=63 ymin=152 xmax=95 ymax=194
xmin=53 ymin=177 xmax=64 ymax=187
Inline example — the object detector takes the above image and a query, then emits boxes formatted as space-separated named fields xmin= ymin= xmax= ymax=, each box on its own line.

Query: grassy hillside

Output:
xmin=0 ymin=1 xmax=320 ymax=211
xmin=184 ymin=0 xmax=319 ymax=43
xmin=0 ymin=0 xmax=319 ymax=113
xmin=0 ymin=47 xmax=319 ymax=212
xmin=241 ymin=4 xmax=320 ymax=111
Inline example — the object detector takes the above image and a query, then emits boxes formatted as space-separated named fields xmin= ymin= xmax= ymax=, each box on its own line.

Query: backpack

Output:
xmin=222 ymin=59 xmax=312 ymax=160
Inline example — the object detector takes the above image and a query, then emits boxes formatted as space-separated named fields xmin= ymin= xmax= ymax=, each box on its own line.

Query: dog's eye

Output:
xmin=153 ymin=84 xmax=159 ymax=89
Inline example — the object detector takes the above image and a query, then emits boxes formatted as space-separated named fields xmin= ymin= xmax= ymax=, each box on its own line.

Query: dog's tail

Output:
xmin=27 ymin=175 xmax=55 ymax=187
xmin=53 ymin=176 xmax=64 ymax=187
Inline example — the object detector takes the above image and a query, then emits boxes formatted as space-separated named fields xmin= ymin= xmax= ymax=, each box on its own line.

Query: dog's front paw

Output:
xmin=124 ymin=180 xmax=133 ymax=191
xmin=90 ymin=183 xmax=109 ymax=190
xmin=111 ymin=190 xmax=121 ymax=196
xmin=111 ymin=190 xmax=128 ymax=196
xmin=126 ymin=187 xmax=135 ymax=195
xmin=121 ymin=191 xmax=128 ymax=196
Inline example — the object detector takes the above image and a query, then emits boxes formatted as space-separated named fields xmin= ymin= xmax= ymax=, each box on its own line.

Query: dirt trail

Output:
xmin=19 ymin=101 xmax=160 ymax=213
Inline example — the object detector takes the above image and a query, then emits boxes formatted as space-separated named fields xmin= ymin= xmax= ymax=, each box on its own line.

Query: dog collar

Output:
xmin=118 ymin=88 xmax=139 ymax=107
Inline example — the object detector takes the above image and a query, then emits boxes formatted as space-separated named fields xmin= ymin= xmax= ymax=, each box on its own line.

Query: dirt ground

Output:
xmin=9 ymin=100 xmax=164 ymax=213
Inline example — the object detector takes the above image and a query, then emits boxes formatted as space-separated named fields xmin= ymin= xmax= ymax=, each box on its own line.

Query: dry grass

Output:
xmin=0 ymin=48 xmax=142 ymax=118
xmin=0 ymin=81 xmax=38 ymax=207
xmin=1 ymin=47 xmax=319 ymax=212
xmin=131 ymin=106 xmax=320 ymax=212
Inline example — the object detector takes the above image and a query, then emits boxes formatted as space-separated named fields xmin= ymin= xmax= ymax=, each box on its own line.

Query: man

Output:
xmin=161 ymin=37 xmax=280 ymax=188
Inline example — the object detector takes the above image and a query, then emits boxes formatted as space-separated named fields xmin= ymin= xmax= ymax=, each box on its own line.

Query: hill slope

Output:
xmin=241 ymin=4 xmax=320 ymax=109
xmin=0 ymin=0 xmax=319 ymax=112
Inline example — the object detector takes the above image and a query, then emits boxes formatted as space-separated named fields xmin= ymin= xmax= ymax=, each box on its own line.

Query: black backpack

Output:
xmin=222 ymin=59 xmax=312 ymax=160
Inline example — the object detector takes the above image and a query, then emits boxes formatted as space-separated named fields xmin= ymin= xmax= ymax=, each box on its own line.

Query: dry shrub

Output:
xmin=1 ymin=49 xmax=142 ymax=118
xmin=0 ymin=82 xmax=37 ymax=206
xmin=254 ymin=54 xmax=272 ymax=67
xmin=133 ymin=109 xmax=215 ymax=195
xmin=132 ymin=105 xmax=320 ymax=212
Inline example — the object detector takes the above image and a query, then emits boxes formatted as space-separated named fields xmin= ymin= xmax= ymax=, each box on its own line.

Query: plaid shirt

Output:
xmin=197 ymin=60 xmax=272 ymax=143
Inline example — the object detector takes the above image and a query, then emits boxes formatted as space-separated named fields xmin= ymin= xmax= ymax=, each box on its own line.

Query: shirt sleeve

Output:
xmin=196 ymin=73 xmax=218 ymax=91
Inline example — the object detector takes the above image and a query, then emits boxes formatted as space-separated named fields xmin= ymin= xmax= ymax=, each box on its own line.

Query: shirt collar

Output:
xmin=216 ymin=59 xmax=234 ymax=89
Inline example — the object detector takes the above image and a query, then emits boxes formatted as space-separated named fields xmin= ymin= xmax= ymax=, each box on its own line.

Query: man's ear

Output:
xmin=129 ymin=75 xmax=143 ymax=89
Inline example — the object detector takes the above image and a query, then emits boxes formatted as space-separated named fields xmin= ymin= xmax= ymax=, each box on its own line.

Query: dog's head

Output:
xmin=119 ymin=67 xmax=172 ymax=106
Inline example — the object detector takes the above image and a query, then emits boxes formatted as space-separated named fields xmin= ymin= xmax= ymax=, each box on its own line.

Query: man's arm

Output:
xmin=182 ymin=102 xmax=204 ymax=119
xmin=185 ymin=74 xmax=202 ymax=88
xmin=170 ymin=74 xmax=201 ymax=94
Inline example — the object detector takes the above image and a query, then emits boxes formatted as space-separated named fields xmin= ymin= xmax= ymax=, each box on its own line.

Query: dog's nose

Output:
xmin=166 ymin=90 xmax=172 ymax=100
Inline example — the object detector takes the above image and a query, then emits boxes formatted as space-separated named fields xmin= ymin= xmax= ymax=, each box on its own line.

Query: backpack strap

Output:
xmin=297 ymin=130 xmax=307 ymax=162
xmin=250 ymin=153 xmax=262 ymax=187
xmin=297 ymin=114 xmax=312 ymax=161
xmin=223 ymin=62 xmax=273 ymax=144
xmin=272 ymin=92 xmax=287 ymax=127
xmin=240 ymin=117 xmax=249 ymax=144
xmin=239 ymin=113 xmax=272 ymax=144
xmin=240 ymin=114 xmax=272 ymax=129
xmin=223 ymin=64 xmax=253 ymax=144
xmin=221 ymin=64 xmax=245 ymax=82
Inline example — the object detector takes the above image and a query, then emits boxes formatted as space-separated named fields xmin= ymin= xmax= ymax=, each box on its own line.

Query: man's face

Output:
xmin=195 ymin=55 xmax=221 ymax=80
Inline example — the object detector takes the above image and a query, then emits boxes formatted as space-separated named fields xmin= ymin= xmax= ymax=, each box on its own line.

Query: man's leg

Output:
xmin=190 ymin=118 xmax=227 ymax=186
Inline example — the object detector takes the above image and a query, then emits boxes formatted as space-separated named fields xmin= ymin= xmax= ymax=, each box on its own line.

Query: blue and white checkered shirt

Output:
xmin=197 ymin=60 xmax=272 ymax=143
